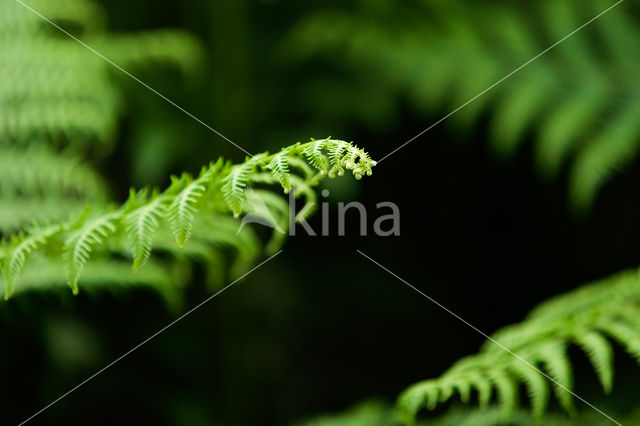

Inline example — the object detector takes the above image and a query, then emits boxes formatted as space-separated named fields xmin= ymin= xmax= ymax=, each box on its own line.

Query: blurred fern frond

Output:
xmin=397 ymin=268 xmax=640 ymax=423
xmin=296 ymin=401 xmax=633 ymax=426
xmin=287 ymin=0 xmax=640 ymax=210
xmin=0 ymin=0 xmax=202 ymax=231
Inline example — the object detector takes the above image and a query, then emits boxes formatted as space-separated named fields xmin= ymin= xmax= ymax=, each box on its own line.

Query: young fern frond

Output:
xmin=327 ymin=140 xmax=350 ymax=177
xmin=303 ymin=139 xmax=329 ymax=172
xmin=397 ymin=268 xmax=640 ymax=423
xmin=0 ymin=138 xmax=376 ymax=299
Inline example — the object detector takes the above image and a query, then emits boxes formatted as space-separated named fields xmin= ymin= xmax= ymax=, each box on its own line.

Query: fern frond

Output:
xmin=0 ymin=0 xmax=204 ymax=244
xmin=0 ymin=139 xmax=375 ymax=299
xmin=1 ymin=0 xmax=202 ymax=150
xmin=397 ymin=268 xmax=640 ymax=422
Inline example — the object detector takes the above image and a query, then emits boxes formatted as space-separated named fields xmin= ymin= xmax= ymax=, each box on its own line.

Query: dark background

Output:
xmin=2 ymin=1 xmax=640 ymax=425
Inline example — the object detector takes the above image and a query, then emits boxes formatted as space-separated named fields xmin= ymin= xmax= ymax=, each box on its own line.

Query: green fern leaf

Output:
xmin=453 ymin=379 xmax=472 ymax=403
xmin=488 ymin=370 xmax=518 ymax=420
xmin=509 ymin=362 xmax=549 ymax=417
xmin=64 ymin=212 xmax=120 ymax=294
xmin=2 ymin=229 xmax=56 ymax=300
xmin=538 ymin=343 xmax=575 ymax=414
xmin=169 ymin=175 xmax=208 ymax=247
xmin=168 ymin=160 xmax=224 ymax=247
xmin=469 ymin=372 xmax=492 ymax=408
xmin=303 ymin=139 xmax=329 ymax=172
xmin=267 ymin=150 xmax=292 ymax=193
xmin=125 ymin=191 xmax=166 ymax=269
xmin=327 ymin=139 xmax=349 ymax=177
xmin=222 ymin=155 xmax=265 ymax=217
xmin=574 ymin=330 xmax=614 ymax=393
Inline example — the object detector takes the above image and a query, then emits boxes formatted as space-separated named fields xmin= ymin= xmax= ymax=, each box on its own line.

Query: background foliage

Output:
xmin=2 ymin=0 xmax=640 ymax=425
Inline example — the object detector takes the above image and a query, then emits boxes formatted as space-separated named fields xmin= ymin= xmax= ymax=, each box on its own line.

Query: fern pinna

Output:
xmin=397 ymin=268 xmax=640 ymax=424
xmin=0 ymin=139 xmax=376 ymax=300
xmin=288 ymin=0 xmax=640 ymax=210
